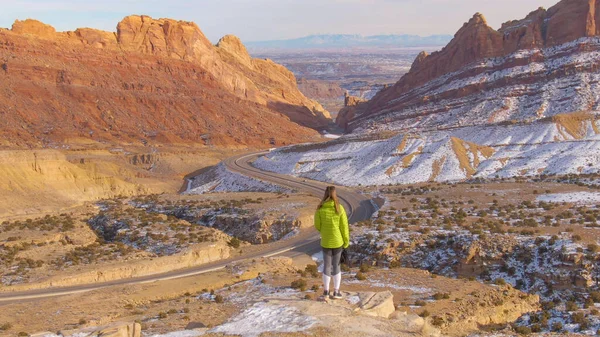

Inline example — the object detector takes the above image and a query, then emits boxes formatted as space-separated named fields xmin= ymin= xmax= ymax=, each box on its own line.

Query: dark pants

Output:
xmin=322 ymin=246 xmax=343 ymax=276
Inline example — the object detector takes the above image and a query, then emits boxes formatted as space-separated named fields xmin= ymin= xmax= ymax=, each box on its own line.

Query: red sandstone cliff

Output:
xmin=0 ymin=16 xmax=331 ymax=148
xmin=338 ymin=0 xmax=600 ymax=132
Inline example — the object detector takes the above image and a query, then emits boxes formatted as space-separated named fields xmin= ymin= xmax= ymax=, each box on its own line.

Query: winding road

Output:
xmin=0 ymin=151 xmax=375 ymax=304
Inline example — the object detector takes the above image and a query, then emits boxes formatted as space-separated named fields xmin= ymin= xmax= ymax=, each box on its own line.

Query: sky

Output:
xmin=0 ymin=0 xmax=560 ymax=43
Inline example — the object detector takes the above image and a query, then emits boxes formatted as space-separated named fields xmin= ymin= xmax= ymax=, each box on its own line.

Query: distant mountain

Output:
xmin=245 ymin=34 xmax=452 ymax=50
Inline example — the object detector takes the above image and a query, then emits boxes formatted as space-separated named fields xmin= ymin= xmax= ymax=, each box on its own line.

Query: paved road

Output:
xmin=0 ymin=151 xmax=375 ymax=303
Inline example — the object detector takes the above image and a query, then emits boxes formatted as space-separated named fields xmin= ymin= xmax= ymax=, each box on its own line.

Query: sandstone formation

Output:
xmin=354 ymin=290 xmax=396 ymax=318
xmin=0 ymin=16 xmax=331 ymax=148
xmin=53 ymin=322 xmax=141 ymax=337
xmin=336 ymin=92 xmax=367 ymax=129
xmin=340 ymin=0 xmax=600 ymax=132
xmin=296 ymin=78 xmax=345 ymax=112
xmin=7 ymin=241 xmax=230 ymax=291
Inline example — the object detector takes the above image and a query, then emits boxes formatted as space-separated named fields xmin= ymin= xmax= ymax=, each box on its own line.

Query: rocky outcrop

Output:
xmin=296 ymin=79 xmax=345 ymax=112
xmin=0 ymin=150 xmax=149 ymax=217
xmin=345 ymin=0 xmax=600 ymax=132
xmin=0 ymin=15 xmax=330 ymax=148
xmin=335 ymin=92 xmax=367 ymax=129
xmin=6 ymin=241 xmax=230 ymax=291
xmin=355 ymin=291 xmax=396 ymax=318
xmin=50 ymin=322 xmax=141 ymax=337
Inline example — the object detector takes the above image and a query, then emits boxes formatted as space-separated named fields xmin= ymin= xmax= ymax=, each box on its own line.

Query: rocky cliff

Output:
xmin=0 ymin=16 xmax=331 ymax=148
xmin=340 ymin=0 xmax=600 ymax=132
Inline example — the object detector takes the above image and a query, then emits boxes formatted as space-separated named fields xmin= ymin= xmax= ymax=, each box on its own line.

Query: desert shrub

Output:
xmin=0 ymin=323 xmax=12 ymax=331
xmin=566 ymin=301 xmax=578 ymax=311
xmin=78 ymin=318 xmax=87 ymax=325
xmin=591 ymin=291 xmax=600 ymax=303
xmin=419 ymin=310 xmax=430 ymax=318
xmin=514 ymin=326 xmax=531 ymax=335
xmin=585 ymin=297 xmax=594 ymax=308
xmin=552 ymin=322 xmax=563 ymax=332
xmin=304 ymin=294 xmax=312 ymax=300
xmin=305 ymin=264 xmax=319 ymax=278
xmin=227 ymin=237 xmax=241 ymax=248
xmin=158 ymin=312 xmax=168 ymax=319
xmin=359 ymin=263 xmax=371 ymax=273
xmin=18 ymin=332 xmax=28 ymax=337
xmin=433 ymin=293 xmax=450 ymax=300
xmin=415 ymin=300 xmax=426 ymax=306
xmin=573 ymin=312 xmax=590 ymax=330
xmin=530 ymin=324 xmax=542 ymax=333
xmin=214 ymin=294 xmax=224 ymax=303
xmin=167 ymin=308 xmax=178 ymax=314
xmin=291 ymin=279 xmax=308 ymax=291
xmin=494 ymin=278 xmax=507 ymax=286
xmin=431 ymin=316 xmax=444 ymax=327
xmin=355 ymin=272 xmax=367 ymax=281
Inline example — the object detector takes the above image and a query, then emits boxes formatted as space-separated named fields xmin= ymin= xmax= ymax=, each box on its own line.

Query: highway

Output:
xmin=0 ymin=150 xmax=376 ymax=303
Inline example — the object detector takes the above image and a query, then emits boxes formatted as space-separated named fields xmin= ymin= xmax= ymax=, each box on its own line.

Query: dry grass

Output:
xmin=552 ymin=112 xmax=598 ymax=139
xmin=450 ymin=137 xmax=495 ymax=178
xmin=396 ymin=135 xmax=408 ymax=153
xmin=429 ymin=156 xmax=447 ymax=182
xmin=450 ymin=137 xmax=475 ymax=178
xmin=402 ymin=146 xmax=423 ymax=168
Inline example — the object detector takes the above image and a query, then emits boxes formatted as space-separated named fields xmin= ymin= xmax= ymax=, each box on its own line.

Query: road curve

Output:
xmin=0 ymin=151 xmax=375 ymax=304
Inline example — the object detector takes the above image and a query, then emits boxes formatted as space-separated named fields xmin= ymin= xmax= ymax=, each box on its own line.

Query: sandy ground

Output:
xmin=0 ymin=145 xmax=242 ymax=220
xmin=0 ymin=252 xmax=536 ymax=337
xmin=367 ymin=180 xmax=600 ymax=244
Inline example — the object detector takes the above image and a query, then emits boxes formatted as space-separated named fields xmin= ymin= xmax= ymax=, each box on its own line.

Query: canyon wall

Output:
xmin=339 ymin=0 xmax=600 ymax=132
xmin=1 ymin=16 xmax=331 ymax=149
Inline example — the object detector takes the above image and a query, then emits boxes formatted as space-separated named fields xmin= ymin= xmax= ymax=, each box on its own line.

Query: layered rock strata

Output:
xmin=0 ymin=16 xmax=330 ymax=148
xmin=340 ymin=0 xmax=600 ymax=132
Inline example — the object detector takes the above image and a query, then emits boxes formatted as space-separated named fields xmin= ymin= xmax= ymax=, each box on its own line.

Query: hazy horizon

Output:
xmin=1 ymin=0 xmax=560 ymax=43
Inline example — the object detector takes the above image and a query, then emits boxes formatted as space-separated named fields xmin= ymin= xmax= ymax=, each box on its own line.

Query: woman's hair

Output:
xmin=317 ymin=186 xmax=340 ymax=214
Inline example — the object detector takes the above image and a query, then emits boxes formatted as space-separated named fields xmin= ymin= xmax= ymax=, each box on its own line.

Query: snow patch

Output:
xmin=537 ymin=192 xmax=600 ymax=204
xmin=149 ymin=331 xmax=205 ymax=337
xmin=186 ymin=163 xmax=290 ymax=194
xmin=209 ymin=302 xmax=316 ymax=337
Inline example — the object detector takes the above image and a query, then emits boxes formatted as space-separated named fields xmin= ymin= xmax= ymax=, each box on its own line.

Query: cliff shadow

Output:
xmin=177 ymin=165 xmax=216 ymax=194
xmin=267 ymin=101 xmax=331 ymax=132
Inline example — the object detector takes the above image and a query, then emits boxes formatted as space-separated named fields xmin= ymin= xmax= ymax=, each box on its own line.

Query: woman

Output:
xmin=314 ymin=186 xmax=349 ymax=299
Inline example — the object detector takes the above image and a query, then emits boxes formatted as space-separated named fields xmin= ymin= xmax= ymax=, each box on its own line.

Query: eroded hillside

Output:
xmin=0 ymin=16 xmax=331 ymax=149
xmin=338 ymin=0 xmax=600 ymax=132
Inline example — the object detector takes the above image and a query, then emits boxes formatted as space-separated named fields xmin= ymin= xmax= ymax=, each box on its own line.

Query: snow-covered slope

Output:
xmin=186 ymin=163 xmax=290 ymax=194
xmin=346 ymin=37 xmax=600 ymax=133
xmin=254 ymin=115 xmax=600 ymax=186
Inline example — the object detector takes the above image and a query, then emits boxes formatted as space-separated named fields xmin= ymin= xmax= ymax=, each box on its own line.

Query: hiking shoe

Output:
xmin=330 ymin=291 xmax=343 ymax=299
xmin=319 ymin=290 xmax=330 ymax=300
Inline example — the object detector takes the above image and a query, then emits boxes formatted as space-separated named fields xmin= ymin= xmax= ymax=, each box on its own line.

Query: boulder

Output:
xmin=96 ymin=322 xmax=141 ymax=337
xmin=391 ymin=311 xmax=441 ymax=337
xmin=355 ymin=290 xmax=396 ymax=318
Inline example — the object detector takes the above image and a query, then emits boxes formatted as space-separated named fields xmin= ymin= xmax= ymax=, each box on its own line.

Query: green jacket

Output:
xmin=314 ymin=200 xmax=350 ymax=249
